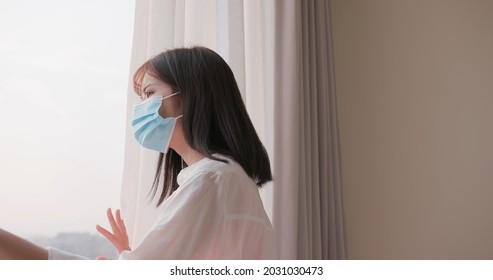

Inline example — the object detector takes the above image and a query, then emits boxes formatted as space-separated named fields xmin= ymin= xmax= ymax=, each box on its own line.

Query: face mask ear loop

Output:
xmin=170 ymin=92 xmax=182 ymax=120
xmin=163 ymin=91 xmax=181 ymax=100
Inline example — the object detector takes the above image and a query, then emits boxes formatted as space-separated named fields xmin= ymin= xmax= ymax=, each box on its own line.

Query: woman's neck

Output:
xmin=170 ymin=120 xmax=205 ymax=166
xmin=174 ymin=144 xmax=205 ymax=166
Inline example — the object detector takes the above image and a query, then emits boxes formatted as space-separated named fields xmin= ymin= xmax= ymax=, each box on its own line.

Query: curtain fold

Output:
xmin=121 ymin=0 xmax=346 ymax=259
xmin=272 ymin=0 xmax=301 ymax=260
xmin=273 ymin=0 xmax=347 ymax=259
xmin=243 ymin=0 xmax=276 ymax=221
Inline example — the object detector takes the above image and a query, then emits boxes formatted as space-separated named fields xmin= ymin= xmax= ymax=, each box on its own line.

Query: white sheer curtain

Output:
xmin=121 ymin=0 xmax=346 ymax=259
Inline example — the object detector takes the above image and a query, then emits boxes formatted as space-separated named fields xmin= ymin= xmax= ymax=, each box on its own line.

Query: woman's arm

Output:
xmin=0 ymin=228 xmax=48 ymax=260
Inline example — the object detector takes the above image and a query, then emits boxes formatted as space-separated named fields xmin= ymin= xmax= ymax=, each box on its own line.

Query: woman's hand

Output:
xmin=96 ymin=208 xmax=130 ymax=255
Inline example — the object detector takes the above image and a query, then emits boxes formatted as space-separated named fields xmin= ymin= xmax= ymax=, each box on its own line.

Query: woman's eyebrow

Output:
xmin=142 ymin=83 xmax=157 ymax=92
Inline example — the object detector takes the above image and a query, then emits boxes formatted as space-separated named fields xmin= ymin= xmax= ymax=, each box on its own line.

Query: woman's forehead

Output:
xmin=142 ymin=73 xmax=172 ymax=90
xmin=142 ymin=72 xmax=161 ymax=84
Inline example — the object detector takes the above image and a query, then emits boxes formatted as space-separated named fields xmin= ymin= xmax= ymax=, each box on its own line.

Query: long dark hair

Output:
xmin=133 ymin=46 xmax=273 ymax=206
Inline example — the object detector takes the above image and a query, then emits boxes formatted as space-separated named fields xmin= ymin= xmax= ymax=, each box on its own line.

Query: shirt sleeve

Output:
xmin=47 ymin=247 xmax=89 ymax=260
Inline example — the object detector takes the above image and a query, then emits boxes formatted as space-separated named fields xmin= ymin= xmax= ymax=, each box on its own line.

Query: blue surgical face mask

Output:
xmin=131 ymin=92 xmax=182 ymax=153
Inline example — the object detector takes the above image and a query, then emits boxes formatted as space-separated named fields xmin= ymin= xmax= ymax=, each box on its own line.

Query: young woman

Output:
xmin=0 ymin=46 xmax=276 ymax=260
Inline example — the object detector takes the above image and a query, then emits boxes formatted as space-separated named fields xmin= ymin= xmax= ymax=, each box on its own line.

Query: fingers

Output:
xmin=96 ymin=256 xmax=112 ymax=260
xmin=96 ymin=224 xmax=116 ymax=244
xmin=115 ymin=209 xmax=129 ymax=246
xmin=96 ymin=224 xmax=126 ymax=253
xmin=106 ymin=208 xmax=122 ymax=241
xmin=96 ymin=224 xmax=112 ymax=239
xmin=97 ymin=208 xmax=131 ymax=254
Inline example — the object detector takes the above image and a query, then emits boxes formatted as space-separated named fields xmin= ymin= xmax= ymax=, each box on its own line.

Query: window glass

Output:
xmin=0 ymin=0 xmax=135 ymax=258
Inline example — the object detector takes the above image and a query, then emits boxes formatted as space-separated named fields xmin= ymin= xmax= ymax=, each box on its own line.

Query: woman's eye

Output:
xmin=140 ymin=92 xmax=153 ymax=99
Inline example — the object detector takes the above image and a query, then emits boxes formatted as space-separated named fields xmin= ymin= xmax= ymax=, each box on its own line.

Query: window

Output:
xmin=0 ymin=0 xmax=135 ymax=257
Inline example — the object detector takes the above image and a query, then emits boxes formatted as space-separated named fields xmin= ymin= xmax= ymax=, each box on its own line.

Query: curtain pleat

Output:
xmin=273 ymin=0 xmax=347 ymax=259
xmin=273 ymin=0 xmax=301 ymax=259
xmin=326 ymin=0 xmax=348 ymax=259
xmin=242 ymin=0 xmax=276 ymax=221
xmin=316 ymin=0 xmax=330 ymax=259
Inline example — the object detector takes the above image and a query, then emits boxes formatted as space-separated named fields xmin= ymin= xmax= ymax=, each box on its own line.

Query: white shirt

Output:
xmin=49 ymin=154 xmax=276 ymax=260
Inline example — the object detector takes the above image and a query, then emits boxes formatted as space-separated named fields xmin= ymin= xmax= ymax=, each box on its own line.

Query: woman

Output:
xmin=0 ymin=46 xmax=276 ymax=260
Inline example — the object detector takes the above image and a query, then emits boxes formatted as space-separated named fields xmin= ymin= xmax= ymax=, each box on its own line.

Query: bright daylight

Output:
xmin=0 ymin=0 xmax=135 ymax=258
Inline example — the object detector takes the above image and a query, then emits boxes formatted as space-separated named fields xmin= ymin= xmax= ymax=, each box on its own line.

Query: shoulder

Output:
xmin=174 ymin=154 xmax=265 ymax=215
xmin=157 ymin=154 xmax=259 ymax=218
xmin=178 ymin=154 xmax=251 ymax=189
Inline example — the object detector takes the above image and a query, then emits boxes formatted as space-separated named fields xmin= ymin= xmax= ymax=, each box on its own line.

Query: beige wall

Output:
xmin=330 ymin=0 xmax=493 ymax=259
